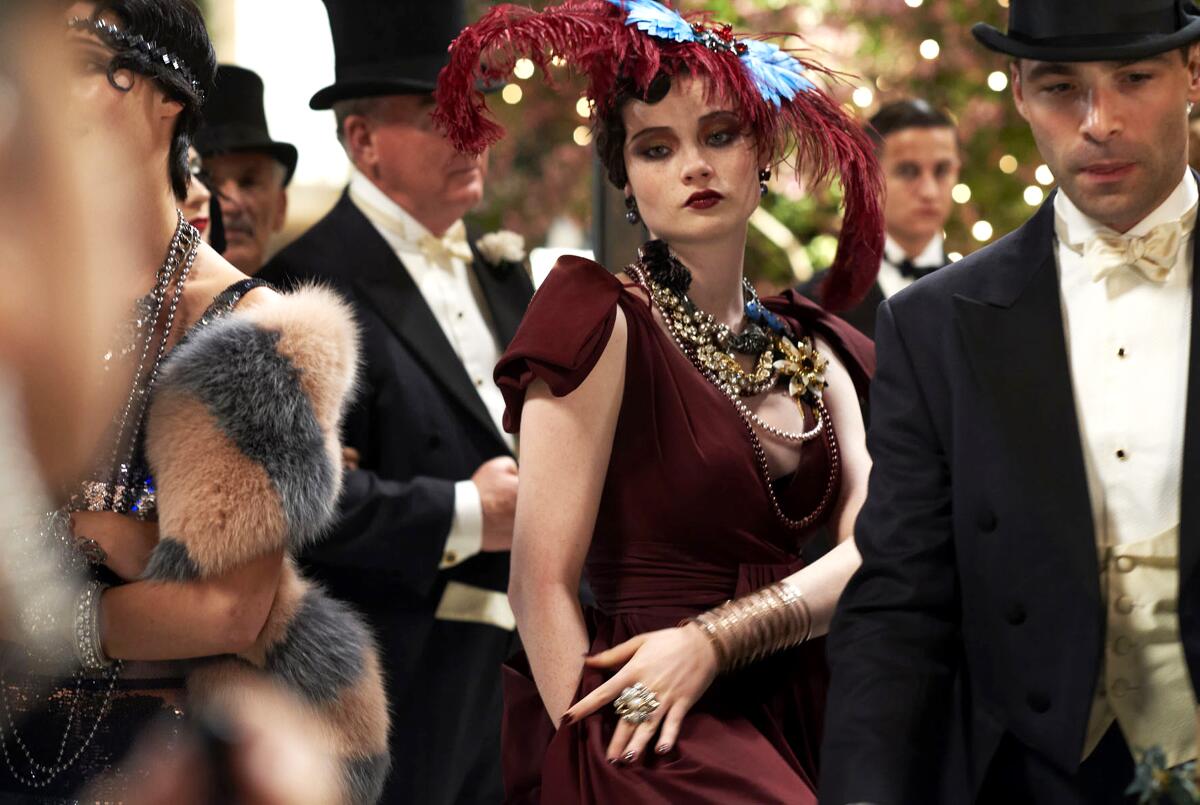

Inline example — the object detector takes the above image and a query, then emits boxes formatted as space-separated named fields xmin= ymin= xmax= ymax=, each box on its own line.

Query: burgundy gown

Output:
xmin=495 ymin=256 xmax=874 ymax=804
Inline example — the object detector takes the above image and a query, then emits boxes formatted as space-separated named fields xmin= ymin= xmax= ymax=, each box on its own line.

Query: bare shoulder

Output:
xmin=180 ymin=244 xmax=284 ymax=324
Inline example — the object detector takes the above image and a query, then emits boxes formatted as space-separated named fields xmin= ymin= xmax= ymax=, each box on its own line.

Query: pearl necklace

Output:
xmin=628 ymin=261 xmax=840 ymax=529
xmin=629 ymin=260 xmax=827 ymax=443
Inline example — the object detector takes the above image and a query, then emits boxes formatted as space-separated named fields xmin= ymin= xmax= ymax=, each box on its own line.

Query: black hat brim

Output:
xmin=310 ymin=77 xmax=440 ymax=110
xmin=972 ymin=18 xmax=1200 ymax=61
xmin=198 ymin=138 xmax=299 ymax=186
xmin=310 ymin=76 xmax=503 ymax=111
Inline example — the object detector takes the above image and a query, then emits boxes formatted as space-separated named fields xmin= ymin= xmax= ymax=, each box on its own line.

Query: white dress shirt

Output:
xmin=1056 ymin=171 xmax=1195 ymax=549
xmin=876 ymin=233 xmax=946 ymax=299
xmin=349 ymin=169 xmax=514 ymax=569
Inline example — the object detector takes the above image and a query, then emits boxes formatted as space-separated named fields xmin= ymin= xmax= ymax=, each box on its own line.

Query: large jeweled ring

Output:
xmin=614 ymin=683 xmax=660 ymax=725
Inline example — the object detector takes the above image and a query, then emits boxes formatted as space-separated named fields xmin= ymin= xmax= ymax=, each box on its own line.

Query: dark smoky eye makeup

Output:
xmin=68 ymin=41 xmax=110 ymax=71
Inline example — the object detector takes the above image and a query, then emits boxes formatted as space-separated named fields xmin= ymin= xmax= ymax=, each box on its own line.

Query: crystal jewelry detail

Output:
xmin=633 ymin=242 xmax=829 ymax=412
xmin=73 ymin=583 xmax=111 ymax=671
xmin=614 ymin=683 xmax=661 ymax=725
xmin=66 ymin=16 xmax=206 ymax=102
xmin=78 ymin=210 xmax=199 ymax=519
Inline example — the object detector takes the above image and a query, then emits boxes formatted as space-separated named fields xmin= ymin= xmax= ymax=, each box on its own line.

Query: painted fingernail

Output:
xmin=559 ymin=713 xmax=573 ymax=727
xmin=623 ymin=751 xmax=637 ymax=763
xmin=656 ymin=744 xmax=670 ymax=755
xmin=608 ymin=757 xmax=619 ymax=765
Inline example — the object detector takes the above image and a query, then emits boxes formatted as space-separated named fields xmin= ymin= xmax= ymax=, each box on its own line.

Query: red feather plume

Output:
xmin=433 ymin=0 xmax=883 ymax=312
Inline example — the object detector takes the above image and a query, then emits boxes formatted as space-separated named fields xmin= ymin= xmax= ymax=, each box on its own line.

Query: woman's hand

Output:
xmin=70 ymin=511 xmax=158 ymax=581
xmin=562 ymin=624 xmax=719 ymax=764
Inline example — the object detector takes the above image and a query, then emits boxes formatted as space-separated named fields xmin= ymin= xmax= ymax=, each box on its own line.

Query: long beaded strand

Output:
xmin=0 ymin=213 xmax=199 ymax=788
xmin=628 ymin=262 xmax=840 ymax=530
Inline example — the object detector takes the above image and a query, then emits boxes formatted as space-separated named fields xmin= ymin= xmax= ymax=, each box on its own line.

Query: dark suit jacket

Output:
xmin=259 ymin=191 xmax=534 ymax=805
xmin=820 ymin=193 xmax=1200 ymax=804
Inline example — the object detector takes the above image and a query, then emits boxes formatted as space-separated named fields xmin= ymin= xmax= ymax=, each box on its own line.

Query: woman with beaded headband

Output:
xmin=0 ymin=3 xmax=390 ymax=801
xmin=435 ymin=0 xmax=883 ymax=801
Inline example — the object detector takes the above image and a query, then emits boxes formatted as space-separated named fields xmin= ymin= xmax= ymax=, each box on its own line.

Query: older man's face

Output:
xmin=204 ymin=151 xmax=288 ymax=273
xmin=349 ymin=95 xmax=488 ymax=235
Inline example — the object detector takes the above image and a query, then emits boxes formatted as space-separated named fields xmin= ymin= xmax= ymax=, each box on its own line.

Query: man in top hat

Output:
xmin=257 ymin=2 xmax=532 ymax=803
xmin=195 ymin=64 xmax=296 ymax=275
xmin=821 ymin=1 xmax=1200 ymax=803
xmin=800 ymin=99 xmax=960 ymax=338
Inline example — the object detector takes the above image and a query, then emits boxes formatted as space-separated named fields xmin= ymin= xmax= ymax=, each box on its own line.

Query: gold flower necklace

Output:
xmin=629 ymin=243 xmax=830 ymax=443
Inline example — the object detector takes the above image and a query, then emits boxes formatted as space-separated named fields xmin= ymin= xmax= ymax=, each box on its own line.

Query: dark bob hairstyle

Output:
xmin=77 ymin=0 xmax=216 ymax=200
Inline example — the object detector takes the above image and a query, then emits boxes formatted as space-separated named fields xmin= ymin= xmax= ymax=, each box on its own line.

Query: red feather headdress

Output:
xmin=433 ymin=0 xmax=882 ymax=312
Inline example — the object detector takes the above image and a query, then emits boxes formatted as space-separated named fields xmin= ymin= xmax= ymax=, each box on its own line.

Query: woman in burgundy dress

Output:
xmin=436 ymin=2 xmax=884 ymax=801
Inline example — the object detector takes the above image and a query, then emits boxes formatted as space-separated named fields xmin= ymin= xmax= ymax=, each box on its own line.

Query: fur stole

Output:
xmin=142 ymin=285 xmax=389 ymax=805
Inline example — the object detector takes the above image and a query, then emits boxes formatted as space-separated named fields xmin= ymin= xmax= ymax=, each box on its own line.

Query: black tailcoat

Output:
xmin=259 ymin=192 xmax=533 ymax=805
xmin=820 ymin=192 xmax=1200 ymax=804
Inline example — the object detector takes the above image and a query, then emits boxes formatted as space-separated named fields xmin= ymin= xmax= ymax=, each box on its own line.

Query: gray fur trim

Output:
xmin=343 ymin=753 xmax=391 ymax=805
xmin=265 ymin=587 xmax=370 ymax=704
xmin=154 ymin=317 xmax=337 ymax=551
xmin=141 ymin=537 xmax=201 ymax=581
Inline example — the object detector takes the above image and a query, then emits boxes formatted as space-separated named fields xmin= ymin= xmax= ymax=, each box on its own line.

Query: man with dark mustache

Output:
xmin=821 ymin=1 xmax=1200 ymax=803
xmin=195 ymin=65 xmax=295 ymax=274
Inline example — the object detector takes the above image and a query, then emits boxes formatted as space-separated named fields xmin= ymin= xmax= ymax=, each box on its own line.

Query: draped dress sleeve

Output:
xmin=495 ymin=255 xmax=627 ymax=434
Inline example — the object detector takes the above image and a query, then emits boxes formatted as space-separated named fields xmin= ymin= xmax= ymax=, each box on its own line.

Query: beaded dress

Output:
xmin=494 ymin=256 xmax=874 ymax=804
xmin=0 ymin=278 xmax=267 ymax=801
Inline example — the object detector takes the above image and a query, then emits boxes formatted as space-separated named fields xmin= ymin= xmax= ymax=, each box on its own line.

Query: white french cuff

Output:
xmin=434 ymin=582 xmax=516 ymax=632
xmin=441 ymin=480 xmax=485 ymax=569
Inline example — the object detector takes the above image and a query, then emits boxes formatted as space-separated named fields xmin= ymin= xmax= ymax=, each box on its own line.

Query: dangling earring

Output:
xmin=625 ymin=196 xmax=641 ymax=225
xmin=759 ymin=169 xmax=771 ymax=198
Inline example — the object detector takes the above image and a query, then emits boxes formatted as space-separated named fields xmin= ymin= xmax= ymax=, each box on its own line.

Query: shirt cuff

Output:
xmin=441 ymin=480 xmax=484 ymax=569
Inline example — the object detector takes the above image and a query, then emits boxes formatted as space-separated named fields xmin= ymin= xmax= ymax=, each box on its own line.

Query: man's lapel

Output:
xmin=336 ymin=195 xmax=509 ymax=451
xmin=467 ymin=232 xmax=534 ymax=348
xmin=952 ymin=196 xmax=1100 ymax=599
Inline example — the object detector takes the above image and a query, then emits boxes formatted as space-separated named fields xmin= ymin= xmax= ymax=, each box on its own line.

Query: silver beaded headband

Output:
xmin=66 ymin=16 xmax=206 ymax=103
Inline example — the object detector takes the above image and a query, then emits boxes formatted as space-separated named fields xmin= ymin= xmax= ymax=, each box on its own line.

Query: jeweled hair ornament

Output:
xmin=67 ymin=15 xmax=206 ymax=103
xmin=434 ymin=0 xmax=883 ymax=311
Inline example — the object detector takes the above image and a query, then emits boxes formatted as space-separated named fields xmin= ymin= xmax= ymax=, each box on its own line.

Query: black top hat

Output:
xmin=195 ymin=65 xmax=298 ymax=185
xmin=310 ymin=0 xmax=470 ymax=110
xmin=974 ymin=0 xmax=1200 ymax=61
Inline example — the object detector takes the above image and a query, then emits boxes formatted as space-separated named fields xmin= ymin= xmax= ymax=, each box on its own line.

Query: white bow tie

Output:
xmin=1057 ymin=205 xmax=1196 ymax=285
xmin=419 ymin=223 xmax=473 ymax=269
xmin=1084 ymin=221 xmax=1190 ymax=284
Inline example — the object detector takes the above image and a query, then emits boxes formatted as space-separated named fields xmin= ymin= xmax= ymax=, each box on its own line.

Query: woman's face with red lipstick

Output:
xmin=621 ymin=75 xmax=764 ymax=248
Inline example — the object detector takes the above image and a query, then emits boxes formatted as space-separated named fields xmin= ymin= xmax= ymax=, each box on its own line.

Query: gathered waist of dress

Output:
xmin=586 ymin=548 xmax=806 ymax=618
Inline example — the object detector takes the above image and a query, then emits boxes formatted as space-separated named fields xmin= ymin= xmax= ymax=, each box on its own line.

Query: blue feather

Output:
xmin=604 ymin=0 xmax=695 ymax=43
xmin=738 ymin=38 xmax=813 ymax=106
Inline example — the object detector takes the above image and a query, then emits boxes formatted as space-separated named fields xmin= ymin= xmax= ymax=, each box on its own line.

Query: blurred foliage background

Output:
xmin=465 ymin=0 xmax=1042 ymax=287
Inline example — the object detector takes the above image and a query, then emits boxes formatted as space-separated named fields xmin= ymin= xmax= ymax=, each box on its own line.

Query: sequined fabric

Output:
xmin=0 ymin=278 xmax=269 ymax=799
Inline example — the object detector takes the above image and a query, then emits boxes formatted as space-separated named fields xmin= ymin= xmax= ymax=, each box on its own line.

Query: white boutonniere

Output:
xmin=475 ymin=230 xmax=527 ymax=266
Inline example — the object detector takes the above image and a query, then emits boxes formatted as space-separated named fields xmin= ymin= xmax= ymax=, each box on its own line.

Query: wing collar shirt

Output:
xmin=349 ymin=168 xmax=514 ymax=569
